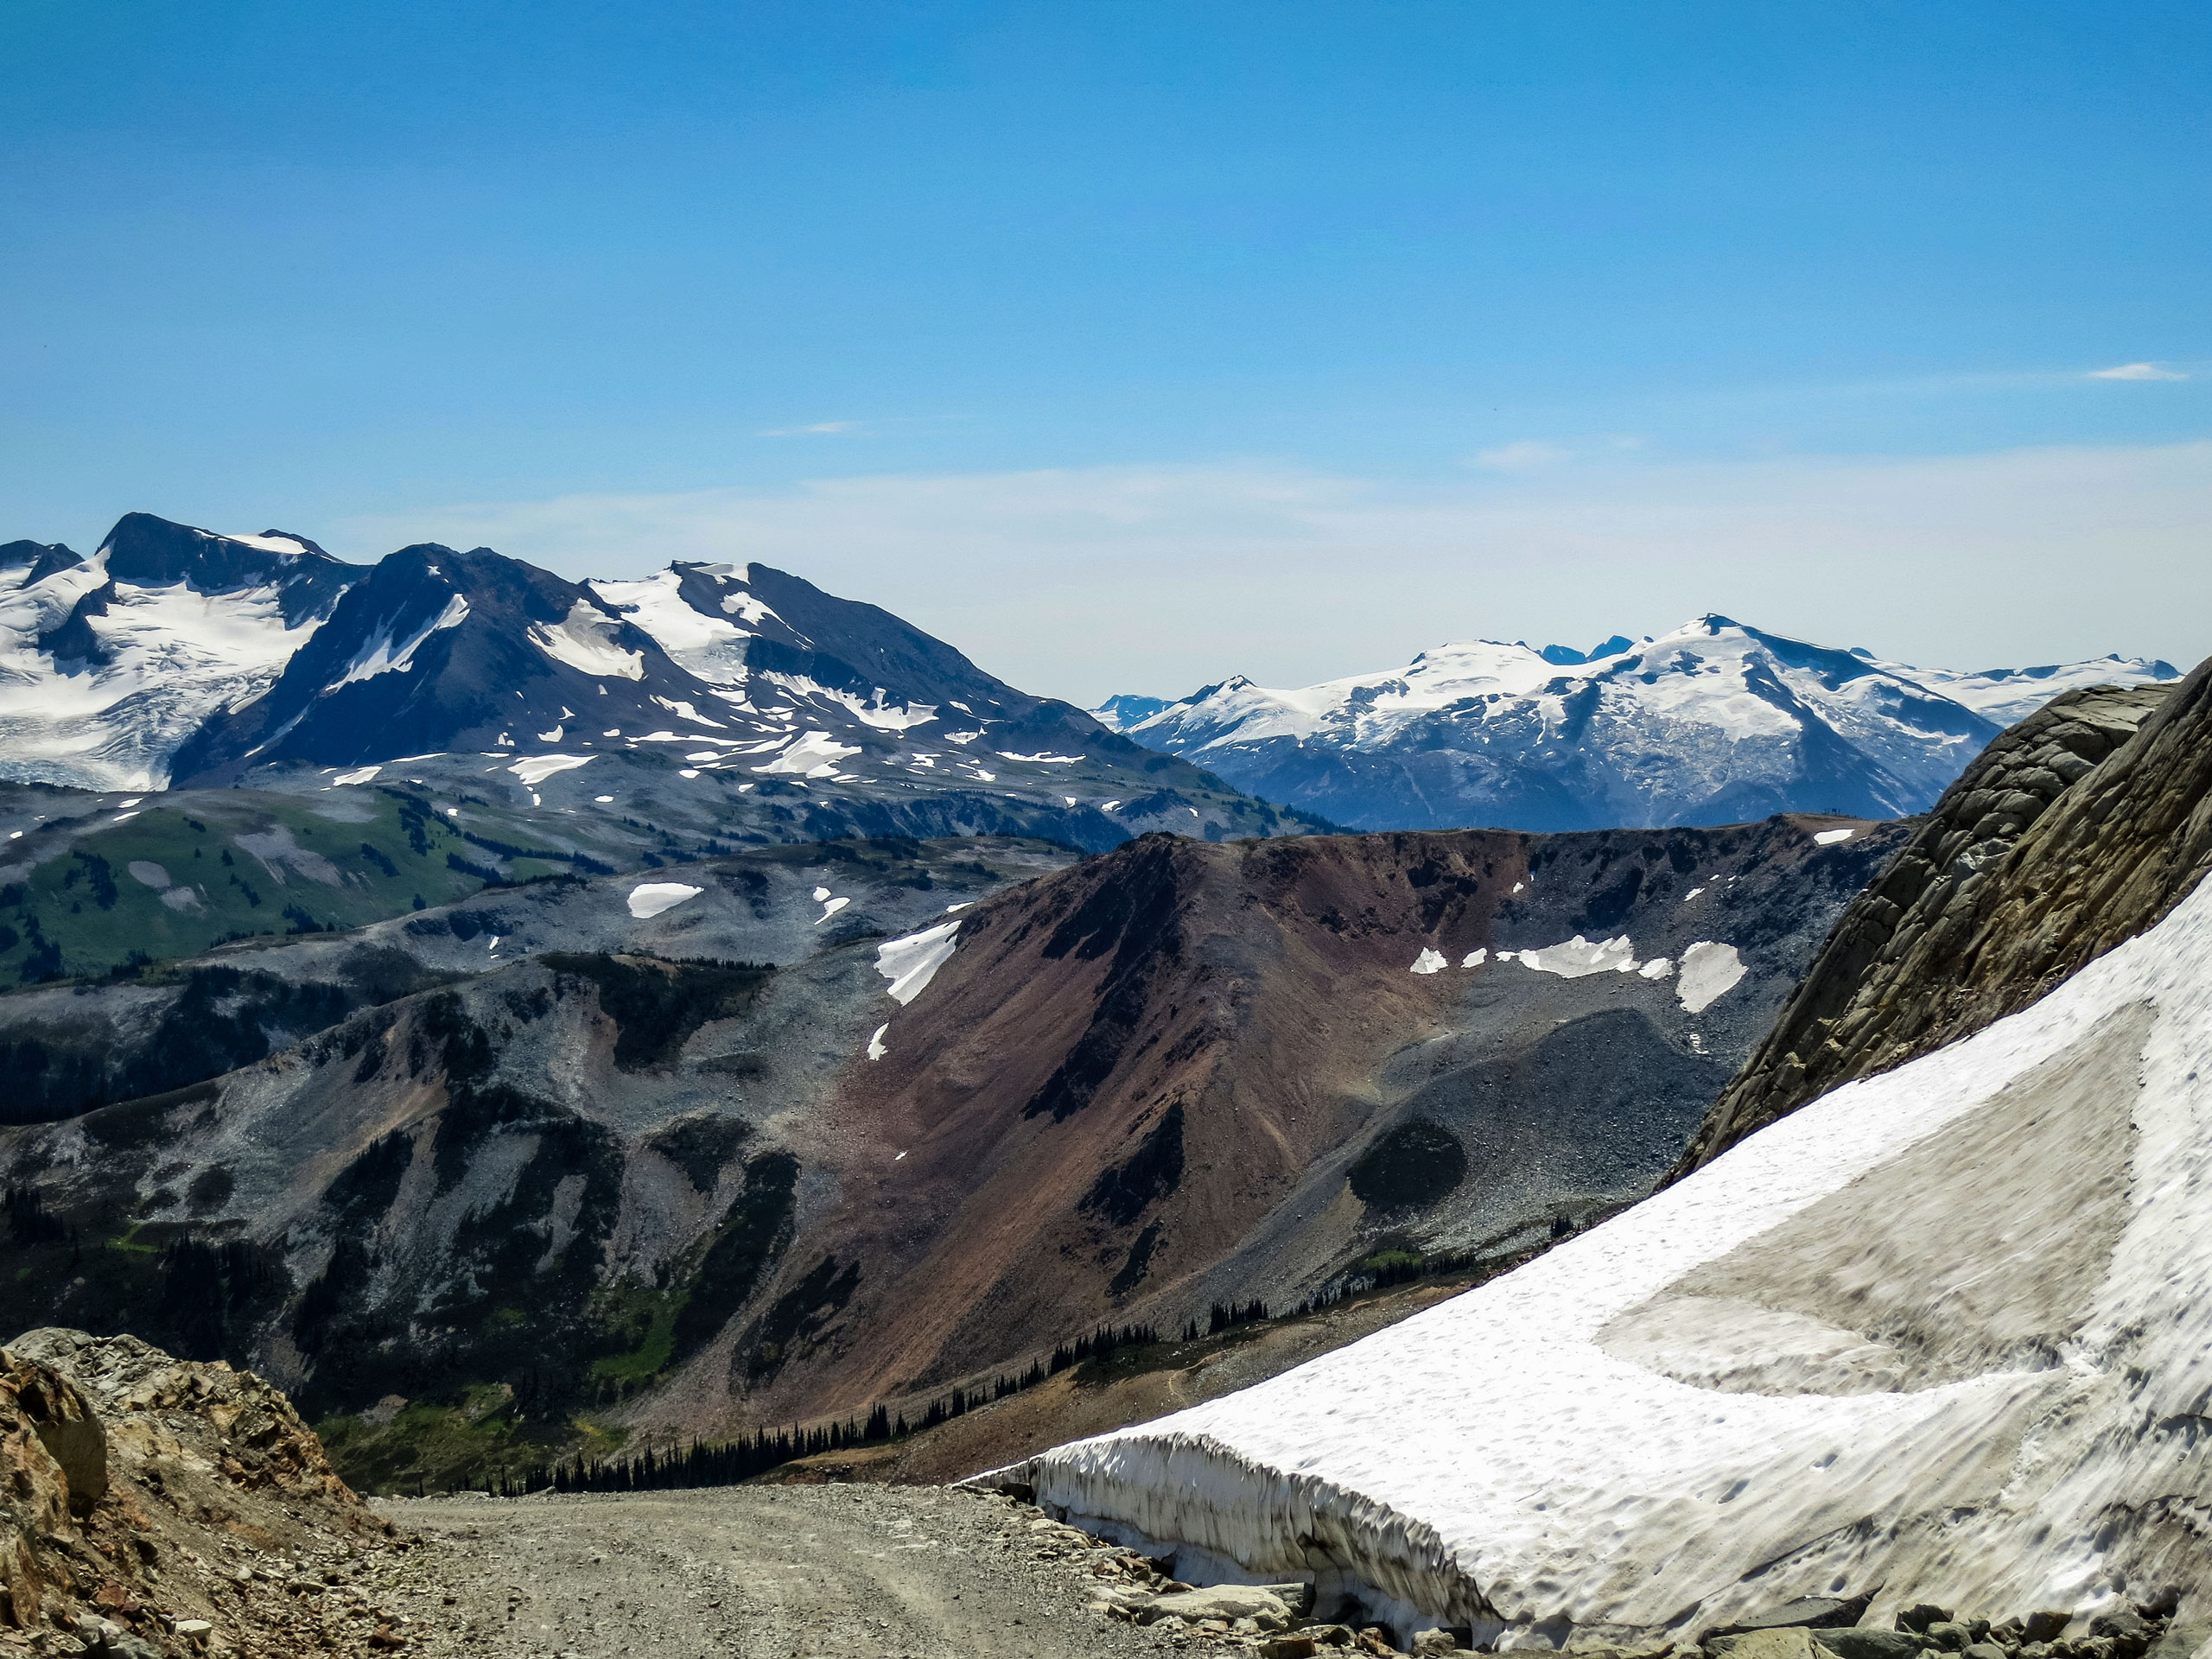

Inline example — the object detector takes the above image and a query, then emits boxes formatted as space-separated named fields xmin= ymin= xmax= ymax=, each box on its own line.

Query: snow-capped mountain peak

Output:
xmin=0 ymin=514 xmax=366 ymax=791
xmin=1101 ymin=615 xmax=2178 ymax=832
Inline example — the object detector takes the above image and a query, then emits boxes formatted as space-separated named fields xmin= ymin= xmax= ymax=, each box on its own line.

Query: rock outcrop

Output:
xmin=1679 ymin=675 xmax=2187 ymax=1170
xmin=1 ymin=1328 xmax=395 ymax=1658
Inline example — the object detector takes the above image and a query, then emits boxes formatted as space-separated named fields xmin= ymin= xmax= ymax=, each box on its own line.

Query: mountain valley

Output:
xmin=1 ymin=804 xmax=1901 ymax=1494
xmin=5 ymin=505 xmax=2209 ymax=1659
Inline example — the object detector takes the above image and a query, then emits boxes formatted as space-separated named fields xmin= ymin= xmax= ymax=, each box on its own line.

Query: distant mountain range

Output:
xmin=1096 ymin=618 xmax=2180 ymax=831
xmin=2 ymin=515 xmax=2181 ymax=846
xmin=0 ymin=513 xmax=1315 ymax=851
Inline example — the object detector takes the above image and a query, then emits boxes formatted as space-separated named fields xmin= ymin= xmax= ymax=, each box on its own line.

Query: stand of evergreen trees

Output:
xmin=485 ymin=1320 xmax=1163 ymax=1499
xmin=482 ymin=1246 xmax=1541 ymax=1503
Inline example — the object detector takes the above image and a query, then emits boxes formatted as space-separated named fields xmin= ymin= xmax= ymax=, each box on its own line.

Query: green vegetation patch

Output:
xmin=0 ymin=793 xmax=485 ymax=986
xmin=586 ymin=1148 xmax=798 ymax=1397
xmin=315 ymin=1385 xmax=614 ymax=1496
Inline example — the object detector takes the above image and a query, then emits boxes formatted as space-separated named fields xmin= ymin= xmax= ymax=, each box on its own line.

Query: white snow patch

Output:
xmin=334 ymin=593 xmax=469 ymax=687
xmin=655 ymin=696 xmax=725 ymax=728
xmin=1510 ymin=934 xmax=1640 ymax=978
xmin=508 ymin=753 xmax=596 ymax=786
xmin=753 ymin=731 xmax=863 ymax=778
xmin=1461 ymin=948 xmax=1487 ymax=968
xmin=998 ymin=751 xmax=1083 ymax=764
xmin=868 ymin=1024 xmax=888 ymax=1061
xmin=1409 ymin=948 xmax=1448 ymax=976
xmin=720 ymin=589 xmax=779 ymax=626
xmin=811 ymin=887 xmax=832 ymax=901
xmin=330 ymin=765 xmax=382 ymax=786
xmin=875 ymin=919 xmax=961 ymax=1005
xmin=1639 ymin=957 xmax=1675 ymax=979
xmin=1676 ymin=940 xmax=1747 ymax=1013
xmin=1815 ymin=826 xmax=1858 ymax=845
xmin=530 ymin=600 xmax=644 ymax=680
xmin=815 ymin=895 xmax=850 ymax=925
xmin=626 ymin=881 xmax=702 ymax=918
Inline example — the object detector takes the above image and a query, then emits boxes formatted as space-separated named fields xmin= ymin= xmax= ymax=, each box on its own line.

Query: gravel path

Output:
xmin=372 ymin=1484 xmax=1177 ymax=1658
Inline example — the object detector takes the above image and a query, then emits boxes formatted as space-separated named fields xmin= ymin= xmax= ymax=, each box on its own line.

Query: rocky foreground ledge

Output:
xmin=1 ymin=1329 xmax=404 ymax=1659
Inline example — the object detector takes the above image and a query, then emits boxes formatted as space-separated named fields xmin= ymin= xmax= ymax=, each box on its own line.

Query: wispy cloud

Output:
xmin=2088 ymin=362 xmax=2188 ymax=382
xmin=758 ymin=420 xmax=860 ymax=437
xmin=1471 ymin=440 xmax=1572 ymax=471
xmin=337 ymin=442 xmax=2212 ymax=705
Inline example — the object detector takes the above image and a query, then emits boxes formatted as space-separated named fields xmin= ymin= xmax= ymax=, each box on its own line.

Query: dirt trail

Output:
xmin=379 ymin=1484 xmax=1172 ymax=1658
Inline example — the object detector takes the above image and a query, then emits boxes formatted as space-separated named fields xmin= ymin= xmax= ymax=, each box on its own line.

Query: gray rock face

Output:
xmin=1679 ymin=677 xmax=2183 ymax=1170
xmin=1815 ymin=1631 xmax=1922 ymax=1659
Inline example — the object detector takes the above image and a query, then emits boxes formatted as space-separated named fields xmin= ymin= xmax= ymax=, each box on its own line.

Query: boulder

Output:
xmin=1816 ymin=1630 xmax=1922 ymax=1659
xmin=2024 ymin=1613 xmax=2075 ymax=1644
xmin=1900 ymin=1608 xmax=1956 ymax=1636
xmin=1147 ymin=1585 xmax=1294 ymax=1624
xmin=2 ymin=1345 xmax=106 ymax=1515
xmin=1263 ymin=1581 xmax=1320 ymax=1618
xmin=1712 ymin=1630 xmax=1824 ymax=1659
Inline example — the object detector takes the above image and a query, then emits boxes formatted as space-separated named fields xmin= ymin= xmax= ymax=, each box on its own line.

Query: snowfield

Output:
xmin=0 ymin=547 xmax=338 ymax=790
xmin=995 ymin=867 xmax=2212 ymax=1643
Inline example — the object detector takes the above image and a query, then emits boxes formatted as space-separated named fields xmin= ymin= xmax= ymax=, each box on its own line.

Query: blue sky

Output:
xmin=4 ymin=2 xmax=2207 ymax=699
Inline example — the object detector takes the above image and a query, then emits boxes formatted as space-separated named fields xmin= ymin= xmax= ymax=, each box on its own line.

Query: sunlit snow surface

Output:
xmin=1916 ymin=655 xmax=2179 ymax=724
xmin=506 ymin=753 xmax=596 ymax=786
xmin=530 ymin=598 xmax=644 ymax=680
xmin=1004 ymin=870 xmax=2212 ymax=1642
xmin=0 ymin=553 xmax=334 ymax=790
xmin=1675 ymin=939 xmax=1747 ymax=1013
xmin=874 ymin=919 xmax=961 ymax=1005
xmin=334 ymin=592 xmax=468 ymax=686
xmin=625 ymin=881 xmax=702 ymax=918
xmin=753 ymin=730 xmax=865 ymax=777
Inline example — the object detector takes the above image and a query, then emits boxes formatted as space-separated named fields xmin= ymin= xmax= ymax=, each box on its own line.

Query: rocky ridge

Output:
xmin=1681 ymin=669 xmax=2195 ymax=1170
